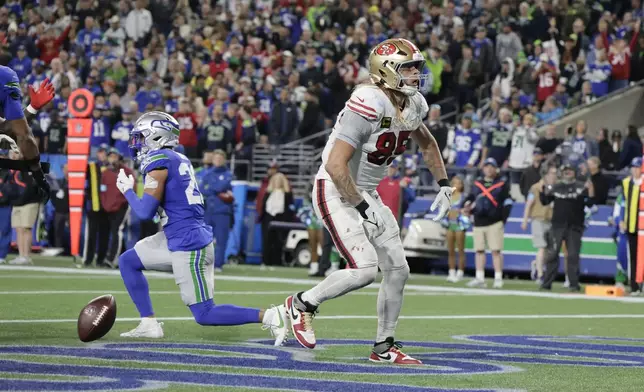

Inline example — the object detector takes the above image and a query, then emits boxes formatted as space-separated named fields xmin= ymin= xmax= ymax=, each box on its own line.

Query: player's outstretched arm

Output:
xmin=412 ymin=123 xmax=448 ymax=184
xmin=118 ymin=168 xmax=167 ymax=220
xmin=325 ymin=139 xmax=363 ymax=207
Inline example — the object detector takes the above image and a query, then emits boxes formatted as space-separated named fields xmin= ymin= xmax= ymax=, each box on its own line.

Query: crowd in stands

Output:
xmin=1 ymin=0 xmax=644 ymax=195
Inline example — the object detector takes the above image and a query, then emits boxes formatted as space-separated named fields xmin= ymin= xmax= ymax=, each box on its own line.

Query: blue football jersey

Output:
xmin=0 ymin=65 xmax=25 ymax=122
xmin=453 ymin=127 xmax=482 ymax=167
xmin=112 ymin=121 xmax=134 ymax=158
xmin=485 ymin=122 xmax=513 ymax=165
xmin=90 ymin=117 xmax=111 ymax=147
xmin=140 ymin=149 xmax=213 ymax=252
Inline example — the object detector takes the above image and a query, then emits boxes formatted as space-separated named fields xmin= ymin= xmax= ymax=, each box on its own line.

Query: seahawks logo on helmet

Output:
xmin=150 ymin=119 xmax=180 ymax=136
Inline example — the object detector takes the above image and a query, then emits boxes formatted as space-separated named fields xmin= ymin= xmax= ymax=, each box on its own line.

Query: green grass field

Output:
xmin=2 ymin=257 xmax=644 ymax=392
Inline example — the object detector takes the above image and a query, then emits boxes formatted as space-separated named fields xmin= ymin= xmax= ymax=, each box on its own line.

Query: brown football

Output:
xmin=77 ymin=294 xmax=117 ymax=342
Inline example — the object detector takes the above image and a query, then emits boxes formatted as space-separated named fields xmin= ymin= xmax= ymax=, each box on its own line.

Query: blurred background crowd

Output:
xmin=1 ymin=0 xmax=644 ymax=271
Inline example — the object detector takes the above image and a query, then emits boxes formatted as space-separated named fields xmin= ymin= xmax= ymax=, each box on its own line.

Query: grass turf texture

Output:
xmin=1 ymin=256 xmax=644 ymax=392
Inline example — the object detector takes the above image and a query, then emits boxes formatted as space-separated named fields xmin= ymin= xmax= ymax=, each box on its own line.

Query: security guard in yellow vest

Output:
xmin=82 ymin=145 xmax=110 ymax=268
xmin=620 ymin=156 xmax=643 ymax=294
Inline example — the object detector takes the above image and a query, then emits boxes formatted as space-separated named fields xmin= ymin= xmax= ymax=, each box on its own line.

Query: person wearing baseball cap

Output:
xmin=461 ymin=157 xmax=513 ymax=289
xmin=619 ymin=156 xmax=644 ymax=294
xmin=539 ymin=160 xmax=596 ymax=293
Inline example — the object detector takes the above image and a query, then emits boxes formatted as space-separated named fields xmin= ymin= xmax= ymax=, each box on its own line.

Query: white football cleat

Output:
xmin=466 ymin=278 xmax=487 ymax=288
xmin=369 ymin=338 xmax=422 ymax=365
xmin=493 ymin=279 xmax=504 ymax=289
xmin=120 ymin=318 xmax=164 ymax=338
xmin=446 ymin=274 xmax=458 ymax=283
xmin=308 ymin=262 xmax=319 ymax=276
xmin=262 ymin=305 xmax=289 ymax=346
xmin=285 ymin=295 xmax=316 ymax=349
xmin=0 ymin=258 xmax=6 ymax=264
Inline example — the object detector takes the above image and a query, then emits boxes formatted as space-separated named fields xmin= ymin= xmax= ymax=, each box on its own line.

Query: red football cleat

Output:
xmin=369 ymin=339 xmax=423 ymax=365
xmin=284 ymin=295 xmax=317 ymax=349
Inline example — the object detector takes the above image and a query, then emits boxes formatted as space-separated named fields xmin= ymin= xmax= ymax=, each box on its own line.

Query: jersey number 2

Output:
xmin=367 ymin=131 xmax=412 ymax=166
xmin=179 ymin=162 xmax=204 ymax=205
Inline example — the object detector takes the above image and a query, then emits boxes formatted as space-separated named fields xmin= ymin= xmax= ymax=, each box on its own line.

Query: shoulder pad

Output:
xmin=140 ymin=151 xmax=170 ymax=173
xmin=345 ymin=85 xmax=385 ymax=122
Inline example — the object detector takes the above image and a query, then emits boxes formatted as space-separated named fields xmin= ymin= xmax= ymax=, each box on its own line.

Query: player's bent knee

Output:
xmin=119 ymin=249 xmax=144 ymax=274
xmin=349 ymin=265 xmax=378 ymax=288
xmin=190 ymin=299 xmax=215 ymax=326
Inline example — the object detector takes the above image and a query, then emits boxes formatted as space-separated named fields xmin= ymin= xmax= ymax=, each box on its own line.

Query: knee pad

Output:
xmin=190 ymin=299 xmax=214 ymax=326
xmin=119 ymin=249 xmax=144 ymax=273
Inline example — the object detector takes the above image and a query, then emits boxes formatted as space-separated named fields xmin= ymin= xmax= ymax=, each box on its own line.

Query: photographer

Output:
xmin=539 ymin=164 xmax=595 ymax=292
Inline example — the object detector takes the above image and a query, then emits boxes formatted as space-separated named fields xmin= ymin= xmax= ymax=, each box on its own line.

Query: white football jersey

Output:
xmin=317 ymin=84 xmax=429 ymax=192
xmin=508 ymin=125 xmax=540 ymax=169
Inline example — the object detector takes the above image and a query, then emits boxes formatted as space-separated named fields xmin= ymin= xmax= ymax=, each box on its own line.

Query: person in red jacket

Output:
xmin=375 ymin=160 xmax=416 ymax=227
xmin=100 ymin=148 xmax=134 ymax=268
xmin=602 ymin=19 xmax=640 ymax=92
xmin=36 ymin=24 xmax=71 ymax=64
xmin=175 ymin=98 xmax=200 ymax=158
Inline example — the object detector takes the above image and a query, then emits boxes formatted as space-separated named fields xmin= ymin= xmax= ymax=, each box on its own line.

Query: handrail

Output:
xmin=282 ymin=128 xmax=333 ymax=147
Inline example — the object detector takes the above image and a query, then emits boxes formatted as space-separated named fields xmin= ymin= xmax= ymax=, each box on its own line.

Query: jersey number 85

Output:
xmin=367 ymin=131 xmax=412 ymax=166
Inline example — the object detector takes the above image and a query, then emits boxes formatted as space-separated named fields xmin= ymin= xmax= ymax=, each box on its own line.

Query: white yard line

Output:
xmin=2 ymin=314 xmax=644 ymax=324
xmin=3 ymin=265 xmax=644 ymax=303
xmin=0 ymin=290 xmax=464 ymax=296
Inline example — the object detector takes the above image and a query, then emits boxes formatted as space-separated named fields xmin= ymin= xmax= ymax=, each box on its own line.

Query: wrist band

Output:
xmin=437 ymin=179 xmax=450 ymax=188
xmin=26 ymin=105 xmax=37 ymax=115
xmin=355 ymin=200 xmax=369 ymax=217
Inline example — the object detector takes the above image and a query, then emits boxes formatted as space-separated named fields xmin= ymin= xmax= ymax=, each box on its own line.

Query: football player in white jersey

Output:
xmin=283 ymin=38 xmax=454 ymax=364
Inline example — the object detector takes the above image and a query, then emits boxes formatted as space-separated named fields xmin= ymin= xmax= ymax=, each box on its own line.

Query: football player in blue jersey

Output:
xmin=0 ymin=65 xmax=55 ymax=201
xmin=116 ymin=111 xmax=288 ymax=344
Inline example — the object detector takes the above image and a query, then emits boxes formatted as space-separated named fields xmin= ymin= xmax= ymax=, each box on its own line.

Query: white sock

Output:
xmin=448 ymin=269 xmax=456 ymax=277
xmin=475 ymin=270 xmax=485 ymax=280
xmin=494 ymin=272 xmax=503 ymax=280
xmin=262 ymin=308 xmax=274 ymax=324
xmin=456 ymin=270 xmax=464 ymax=277
xmin=565 ymin=274 xmax=570 ymax=282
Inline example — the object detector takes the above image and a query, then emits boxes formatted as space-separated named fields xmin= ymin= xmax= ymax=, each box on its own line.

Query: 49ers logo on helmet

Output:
xmin=376 ymin=43 xmax=396 ymax=56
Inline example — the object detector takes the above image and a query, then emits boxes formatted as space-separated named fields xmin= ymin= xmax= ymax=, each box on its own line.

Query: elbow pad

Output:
xmin=124 ymin=190 xmax=160 ymax=220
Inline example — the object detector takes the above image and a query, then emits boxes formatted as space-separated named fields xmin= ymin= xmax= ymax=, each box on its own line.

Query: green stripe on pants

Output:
xmin=189 ymin=250 xmax=201 ymax=303
xmin=200 ymin=247 xmax=210 ymax=299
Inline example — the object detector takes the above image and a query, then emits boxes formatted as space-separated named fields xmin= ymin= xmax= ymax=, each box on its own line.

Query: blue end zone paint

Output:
xmin=0 ymin=336 xmax=643 ymax=391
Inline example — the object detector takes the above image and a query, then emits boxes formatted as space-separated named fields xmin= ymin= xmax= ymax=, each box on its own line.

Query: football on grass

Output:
xmin=77 ymin=294 xmax=117 ymax=342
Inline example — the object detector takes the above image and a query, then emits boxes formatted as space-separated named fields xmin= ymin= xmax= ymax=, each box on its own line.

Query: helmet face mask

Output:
xmin=369 ymin=39 xmax=430 ymax=96
xmin=129 ymin=111 xmax=180 ymax=162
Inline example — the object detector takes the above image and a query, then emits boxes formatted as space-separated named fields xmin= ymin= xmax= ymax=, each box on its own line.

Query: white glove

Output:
xmin=356 ymin=198 xmax=386 ymax=239
xmin=431 ymin=186 xmax=455 ymax=222
xmin=116 ymin=168 xmax=135 ymax=194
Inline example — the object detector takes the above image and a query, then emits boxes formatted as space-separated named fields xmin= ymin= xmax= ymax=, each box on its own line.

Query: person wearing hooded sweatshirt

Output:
xmin=492 ymin=58 xmax=515 ymax=101
xmin=201 ymin=150 xmax=235 ymax=273
xmin=585 ymin=50 xmax=611 ymax=98
xmin=496 ymin=23 xmax=523 ymax=65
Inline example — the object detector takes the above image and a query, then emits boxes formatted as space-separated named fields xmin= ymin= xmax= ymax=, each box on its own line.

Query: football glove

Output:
xmin=116 ymin=168 xmax=135 ymax=194
xmin=431 ymin=185 xmax=455 ymax=222
xmin=28 ymin=78 xmax=55 ymax=111
xmin=355 ymin=196 xmax=386 ymax=239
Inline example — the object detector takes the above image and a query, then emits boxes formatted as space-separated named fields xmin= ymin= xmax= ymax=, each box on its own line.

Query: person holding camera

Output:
xmin=539 ymin=163 xmax=595 ymax=292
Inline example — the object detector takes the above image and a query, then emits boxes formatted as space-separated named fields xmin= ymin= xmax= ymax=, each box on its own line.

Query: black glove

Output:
xmin=31 ymin=168 xmax=51 ymax=204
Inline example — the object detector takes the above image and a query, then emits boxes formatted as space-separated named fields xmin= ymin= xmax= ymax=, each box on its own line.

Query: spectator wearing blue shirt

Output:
xmin=585 ymin=51 xmax=611 ymax=98
xmin=25 ymin=60 xmax=47 ymax=91
xmin=201 ymin=150 xmax=234 ymax=273
xmin=536 ymin=96 xmax=564 ymax=124
xmin=111 ymin=110 xmax=134 ymax=159
xmin=8 ymin=45 xmax=31 ymax=79
xmin=89 ymin=106 xmax=110 ymax=156
xmin=135 ymin=77 xmax=162 ymax=111
xmin=76 ymin=16 xmax=103 ymax=54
